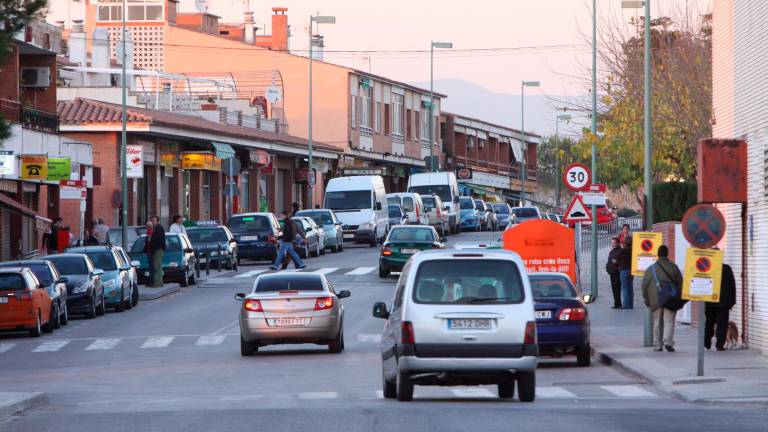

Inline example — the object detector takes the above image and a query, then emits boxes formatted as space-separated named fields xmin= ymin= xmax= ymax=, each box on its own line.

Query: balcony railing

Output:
xmin=21 ymin=107 xmax=59 ymax=133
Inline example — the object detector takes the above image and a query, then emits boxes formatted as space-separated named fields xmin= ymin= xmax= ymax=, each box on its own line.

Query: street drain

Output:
xmin=672 ymin=378 xmax=725 ymax=385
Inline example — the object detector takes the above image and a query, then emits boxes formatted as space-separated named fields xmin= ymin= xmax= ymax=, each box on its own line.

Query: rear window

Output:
xmin=493 ymin=204 xmax=509 ymax=214
xmin=389 ymin=228 xmax=435 ymax=242
xmin=229 ymin=216 xmax=271 ymax=233
xmin=130 ymin=236 xmax=182 ymax=253
xmin=413 ymin=259 xmax=524 ymax=304
xmin=513 ymin=208 xmax=539 ymax=218
xmin=254 ymin=275 xmax=324 ymax=292
xmin=187 ymin=228 xmax=229 ymax=244
xmin=529 ymin=277 xmax=578 ymax=298
xmin=296 ymin=211 xmax=334 ymax=226
xmin=388 ymin=205 xmax=401 ymax=218
xmin=84 ymin=252 xmax=117 ymax=271
xmin=46 ymin=257 xmax=88 ymax=275
xmin=402 ymin=197 xmax=415 ymax=212
xmin=422 ymin=197 xmax=435 ymax=208
xmin=0 ymin=274 xmax=26 ymax=291
xmin=459 ymin=198 xmax=474 ymax=209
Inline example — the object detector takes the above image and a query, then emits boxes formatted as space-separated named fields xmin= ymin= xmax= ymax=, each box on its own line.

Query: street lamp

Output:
xmin=555 ymin=113 xmax=572 ymax=211
xmin=430 ymin=41 xmax=452 ymax=172
xmin=520 ymin=80 xmax=540 ymax=206
xmin=120 ymin=0 xmax=128 ymax=250
xmin=308 ymin=14 xmax=336 ymax=209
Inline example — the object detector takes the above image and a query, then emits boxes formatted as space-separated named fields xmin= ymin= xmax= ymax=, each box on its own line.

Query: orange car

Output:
xmin=0 ymin=267 xmax=54 ymax=337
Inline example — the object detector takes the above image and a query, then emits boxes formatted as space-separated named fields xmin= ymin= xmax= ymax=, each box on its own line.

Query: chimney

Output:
xmin=68 ymin=20 xmax=86 ymax=86
xmin=90 ymin=28 xmax=110 ymax=86
xmin=244 ymin=11 xmax=254 ymax=44
xmin=271 ymin=7 xmax=288 ymax=51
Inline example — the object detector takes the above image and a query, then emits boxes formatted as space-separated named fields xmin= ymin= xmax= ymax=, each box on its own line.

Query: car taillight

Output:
xmin=314 ymin=297 xmax=334 ymax=311
xmin=558 ymin=307 xmax=587 ymax=321
xmin=436 ymin=207 xmax=442 ymax=217
xmin=381 ymin=245 xmax=392 ymax=256
xmin=267 ymin=234 xmax=277 ymax=244
xmin=524 ymin=321 xmax=536 ymax=344
xmin=244 ymin=299 xmax=263 ymax=312
xmin=17 ymin=291 xmax=32 ymax=301
xmin=416 ymin=207 xmax=420 ymax=219
xmin=401 ymin=321 xmax=415 ymax=344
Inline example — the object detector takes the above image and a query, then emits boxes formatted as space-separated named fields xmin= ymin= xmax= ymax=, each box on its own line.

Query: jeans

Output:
xmin=704 ymin=307 xmax=730 ymax=349
xmin=609 ymin=272 xmax=622 ymax=307
xmin=652 ymin=308 xmax=677 ymax=349
xmin=152 ymin=249 xmax=164 ymax=286
xmin=620 ymin=270 xmax=634 ymax=309
xmin=272 ymin=241 xmax=305 ymax=269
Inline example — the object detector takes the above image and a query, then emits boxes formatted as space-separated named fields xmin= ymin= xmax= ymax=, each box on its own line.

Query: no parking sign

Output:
xmin=682 ymin=248 xmax=723 ymax=302
xmin=631 ymin=232 xmax=663 ymax=276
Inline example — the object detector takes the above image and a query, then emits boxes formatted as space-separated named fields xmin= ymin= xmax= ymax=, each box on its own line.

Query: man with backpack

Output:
xmin=642 ymin=245 xmax=684 ymax=352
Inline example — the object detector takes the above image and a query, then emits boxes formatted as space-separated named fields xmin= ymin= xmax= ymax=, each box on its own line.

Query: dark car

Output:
xmin=186 ymin=225 xmax=239 ymax=271
xmin=291 ymin=217 xmax=322 ymax=259
xmin=228 ymin=213 xmax=282 ymax=263
xmin=378 ymin=226 xmax=444 ymax=278
xmin=387 ymin=204 xmax=408 ymax=229
xmin=0 ymin=260 xmax=69 ymax=328
xmin=45 ymin=254 xmax=106 ymax=319
xmin=130 ymin=233 xmax=197 ymax=286
xmin=492 ymin=203 xmax=516 ymax=229
xmin=528 ymin=272 xmax=594 ymax=366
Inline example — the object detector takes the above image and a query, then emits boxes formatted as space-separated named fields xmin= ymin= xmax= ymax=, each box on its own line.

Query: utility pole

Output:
xmin=643 ymin=0 xmax=654 ymax=347
xmin=120 ymin=0 xmax=128 ymax=250
xmin=590 ymin=0 xmax=599 ymax=301
xmin=430 ymin=42 xmax=452 ymax=172
xmin=520 ymin=81 xmax=540 ymax=206
xmin=555 ymin=114 xmax=572 ymax=211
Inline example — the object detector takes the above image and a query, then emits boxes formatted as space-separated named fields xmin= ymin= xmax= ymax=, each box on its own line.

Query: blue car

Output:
xmin=295 ymin=209 xmax=345 ymax=253
xmin=67 ymin=245 xmax=135 ymax=312
xmin=228 ymin=213 xmax=282 ymax=263
xmin=529 ymin=272 xmax=594 ymax=366
xmin=458 ymin=196 xmax=481 ymax=231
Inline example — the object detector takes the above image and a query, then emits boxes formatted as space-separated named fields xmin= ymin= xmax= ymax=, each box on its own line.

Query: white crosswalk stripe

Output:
xmin=451 ymin=388 xmax=496 ymax=398
xmin=235 ymin=269 xmax=267 ymax=278
xmin=86 ymin=339 xmax=121 ymax=351
xmin=601 ymin=385 xmax=657 ymax=398
xmin=195 ymin=335 xmax=226 ymax=346
xmin=312 ymin=267 xmax=339 ymax=275
xmin=140 ymin=336 xmax=174 ymax=349
xmin=32 ymin=340 xmax=70 ymax=352
xmin=0 ymin=343 xmax=16 ymax=354
xmin=345 ymin=267 xmax=376 ymax=275
xmin=298 ymin=392 xmax=338 ymax=400
xmin=356 ymin=334 xmax=382 ymax=343
xmin=537 ymin=386 xmax=578 ymax=399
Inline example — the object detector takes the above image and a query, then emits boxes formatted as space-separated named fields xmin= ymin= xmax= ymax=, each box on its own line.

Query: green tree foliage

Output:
xmin=652 ymin=181 xmax=697 ymax=222
xmin=0 ymin=0 xmax=48 ymax=143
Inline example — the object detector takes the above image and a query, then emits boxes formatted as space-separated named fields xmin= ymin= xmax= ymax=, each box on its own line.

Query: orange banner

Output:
xmin=502 ymin=219 xmax=577 ymax=284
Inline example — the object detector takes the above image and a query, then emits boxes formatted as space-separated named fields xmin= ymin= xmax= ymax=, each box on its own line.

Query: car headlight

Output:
xmin=210 ymin=251 xmax=219 ymax=256
xmin=169 ymin=262 xmax=179 ymax=267
xmin=359 ymin=222 xmax=374 ymax=230
xmin=103 ymin=280 xmax=115 ymax=289
xmin=73 ymin=284 xmax=89 ymax=294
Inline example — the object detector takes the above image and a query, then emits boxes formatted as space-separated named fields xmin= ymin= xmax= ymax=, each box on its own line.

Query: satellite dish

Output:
xmin=194 ymin=0 xmax=210 ymax=12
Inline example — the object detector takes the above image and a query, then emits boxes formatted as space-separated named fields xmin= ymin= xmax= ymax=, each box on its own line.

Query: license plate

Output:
xmin=0 ymin=297 xmax=7 ymax=304
xmin=343 ymin=233 xmax=355 ymax=239
xmin=401 ymin=248 xmax=420 ymax=254
xmin=198 ymin=258 xmax=207 ymax=263
xmin=269 ymin=318 xmax=309 ymax=327
xmin=144 ymin=271 xmax=150 ymax=277
xmin=448 ymin=318 xmax=491 ymax=330
xmin=240 ymin=236 xmax=258 ymax=241
xmin=535 ymin=310 xmax=552 ymax=319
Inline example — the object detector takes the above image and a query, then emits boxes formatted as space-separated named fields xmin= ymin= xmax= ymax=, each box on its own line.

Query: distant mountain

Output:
xmin=411 ymin=78 xmax=587 ymax=137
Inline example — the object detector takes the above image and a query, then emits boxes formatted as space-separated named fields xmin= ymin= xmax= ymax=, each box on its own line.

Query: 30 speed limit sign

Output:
xmin=562 ymin=162 xmax=592 ymax=192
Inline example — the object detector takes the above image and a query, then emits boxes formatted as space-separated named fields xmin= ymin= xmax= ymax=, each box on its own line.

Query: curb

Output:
xmin=0 ymin=392 xmax=48 ymax=420
xmin=138 ymin=283 xmax=181 ymax=301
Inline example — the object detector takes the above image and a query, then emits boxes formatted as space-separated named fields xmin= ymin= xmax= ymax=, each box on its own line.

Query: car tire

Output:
xmin=125 ymin=289 xmax=133 ymax=310
xmin=233 ymin=255 xmax=239 ymax=271
xmin=96 ymin=293 xmax=106 ymax=316
xmin=52 ymin=304 xmax=61 ymax=330
xmin=338 ymin=240 xmax=344 ymax=252
xmin=382 ymin=371 xmax=397 ymax=399
xmin=189 ymin=272 xmax=196 ymax=286
xmin=180 ymin=268 xmax=190 ymax=287
xmin=369 ymin=235 xmax=378 ymax=247
xmin=517 ymin=372 xmax=536 ymax=402
xmin=116 ymin=287 xmax=125 ymax=312
xmin=60 ymin=302 xmax=69 ymax=326
xmin=240 ymin=336 xmax=257 ymax=356
xmin=85 ymin=296 xmax=97 ymax=319
xmin=577 ymin=344 xmax=591 ymax=367
xmin=328 ymin=328 xmax=344 ymax=354
xmin=379 ymin=266 xmax=390 ymax=278
xmin=29 ymin=312 xmax=42 ymax=338
xmin=498 ymin=381 xmax=515 ymax=399
xmin=396 ymin=369 xmax=414 ymax=402
xmin=131 ymin=284 xmax=139 ymax=307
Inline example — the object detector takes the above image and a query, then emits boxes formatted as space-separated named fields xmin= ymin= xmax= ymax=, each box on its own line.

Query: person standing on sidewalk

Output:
xmin=93 ymin=218 xmax=110 ymax=244
xmin=169 ymin=215 xmax=187 ymax=235
xmin=149 ymin=216 xmax=166 ymax=287
xmin=618 ymin=236 xmax=634 ymax=309
xmin=270 ymin=211 xmax=305 ymax=271
xmin=705 ymin=261 xmax=737 ymax=351
xmin=642 ymin=245 xmax=683 ymax=352
xmin=618 ymin=223 xmax=631 ymax=247
xmin=606 ymin=237 xmax=622 ymax=309
xmin=43 ymin=217 xmax=63 ymax=255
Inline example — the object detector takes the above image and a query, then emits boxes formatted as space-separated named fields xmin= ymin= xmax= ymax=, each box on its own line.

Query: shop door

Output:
xmin=22 ymin=190 xmax=37 ymax=253
xmin=0 ymin=208 xmax=10 ymax=261
xmin=160 ymin=166 xmax=170 ymax=226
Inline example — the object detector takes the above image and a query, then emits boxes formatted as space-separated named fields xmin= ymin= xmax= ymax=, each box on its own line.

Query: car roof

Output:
xmin=409 ymin=248 xmax=524 ymax=264
xmin=0 ymin=267 xmax=28 ymax=274
xmin=68 ymin=245 xmax=113 ymax=252
xmin=0 ymin=259 xmax=52 ymax=266
xmin=528 ymin=272 xmax=572 ymax=279
xmin=46 ymin=253 xmax=88 ymax=259
xmin=231 ymin=212 xmax=274 ymax=218
xmin=187 ymin=225 xmax=226 ymax=230
xmin=390 ymin=225 xmax=434 ymax=231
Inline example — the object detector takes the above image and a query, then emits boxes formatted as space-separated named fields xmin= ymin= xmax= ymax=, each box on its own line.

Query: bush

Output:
xmin=616 ymin=207 xmax=639 ymax=218
xmin=652 ymin=182 xmax=697 ymax=223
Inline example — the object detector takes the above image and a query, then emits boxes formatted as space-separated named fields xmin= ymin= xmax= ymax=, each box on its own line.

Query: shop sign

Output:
xmin=21 ymin=155 xmax=48 ymax=180
xmin=126 ymin=145 xmax=144 ymax=178
xmin=47 ymin=157 xmax=71 ymax=181
xmin=0 ymin=179 xmax=16 ymax=193
xmin=60 ymin=186 xmax=86 ymax=200
xmin=456 ymin=167 xmax=473 ymax=180
xmin=70 ymin=162 xmax=80 ymax=181
xmin=249 ymin=149 xmax=271 ymax=166
xmin=0 ymin=151 xmax=16 ymax=176
xmin=35 ymin=215 xmax=51 ymax=233
xmin=181 ymin=153 xmax=221 ymax=171
xmin=295 ymin=166 xmax=309 ymax=183
xmin=139 ymin=141 xmax=156 ymax=163
xmin=342 ymin=167 xmax=389 ymax=176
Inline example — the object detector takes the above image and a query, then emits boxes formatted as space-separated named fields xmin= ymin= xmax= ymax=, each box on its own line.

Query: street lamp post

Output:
xmin=590 ymin=0 xmax=599 ymax=307
xmin=308 ymin=14 xmax=336 ymax=209
xmin=555 ymin=114 xmax=572 ymax=211
xmin=430 ymin=41 xmax=452 ymax=172
xmin=520 ymin=81 xmax=540 ymax=206
xmin=120 ymin=0 xmax=128 ymax=250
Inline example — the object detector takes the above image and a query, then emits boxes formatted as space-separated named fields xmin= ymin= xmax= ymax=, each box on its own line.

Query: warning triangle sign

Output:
xmin=563 ymin=195 xmax=593 ymax=223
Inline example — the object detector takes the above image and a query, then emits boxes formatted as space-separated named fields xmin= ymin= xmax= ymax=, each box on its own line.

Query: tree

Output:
xmin=0 ymin=0 xmax=48 ymax=142
xmin=537 ymin=135 xmax=583 ymax=180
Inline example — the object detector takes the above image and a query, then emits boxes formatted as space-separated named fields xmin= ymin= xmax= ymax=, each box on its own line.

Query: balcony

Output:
xmin=21 ymin=107 xmax=59 ymax=133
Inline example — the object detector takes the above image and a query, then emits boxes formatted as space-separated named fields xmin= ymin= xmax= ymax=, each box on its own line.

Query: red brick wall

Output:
xmin=0 ymin=45 xmax=19 ymax=102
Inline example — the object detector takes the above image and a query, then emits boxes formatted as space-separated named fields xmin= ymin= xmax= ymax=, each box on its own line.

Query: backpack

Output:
xmin=651 ymin=264 xmax=688 ymax=311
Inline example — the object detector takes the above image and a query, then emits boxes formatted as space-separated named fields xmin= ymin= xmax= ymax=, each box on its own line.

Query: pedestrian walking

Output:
xmin=705 ymin=261 xmax=737 ymax=351
xmin=169 ymin=215 xmax=187 ymax=235
xmin=606 ymin=237 xmax=622 ymax=309
xmin=618 ymin=223 xmax=631 ymax=248
xmin=270 ymin=210 xmax=305 ymax=271
xmin=43 ymin=217 xmax=63 ymax=255
xmin=618 ymin=236 xmax=634 ymax=309
xmin=642 ymin=245 xmax=683 ymax=352
xmin=149 ymin=216 xmax=166 ymax=287
xmin=93 ymin=218 xmax=110 ymax=244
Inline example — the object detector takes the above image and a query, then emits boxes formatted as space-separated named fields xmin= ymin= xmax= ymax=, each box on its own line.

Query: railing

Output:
xmin=579 ymin=215 xmax=643 ymax=253
xmin=21 ymin=107 xmax=59 ymax=133
xmin=0 ymin=98 xmax=21 ymax=123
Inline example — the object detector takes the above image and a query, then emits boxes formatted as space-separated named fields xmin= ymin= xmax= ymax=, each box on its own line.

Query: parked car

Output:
xmin=512 ymin=206 xmax=543 ymax=223
xmin=114 ymin=246 xmax=140 ymax=307
xmin=387 ymin=204 xmax=409 ymax=229
xmin=492 ymin=203 xmax=516 ymax=229
xmin=420 ymin=194 xmax=450 ymax=236
xmin=236 ymin=273 xmax=351 ymax=355
xmin=407 ymin=172 xmax=461 ymax=234
xmin=529 ymin=272 xmax=594 ymax=366
xmin=295 ymin=209 xmax=344 ymax=253
xmin=372 ymin=249 xmax=538 ymax=401
xmin=186 ymin=225 xmax=238 ymax=270
xmin=289 ymin=217 xmax=322 ymax=258
xmin=228 ymin=213 xmax=282 ymax=263
xmin=130 ymin=233 xmax=197 ymax=286
xmin=45 ymin=254 xmax=106 ymax=319
xmin=387 ymin=193 xmax=429 ymax=226
xmin=459 ymin=196 xmax=481 ymax=231
xmin=484 ymin=201 xmax=499 ymax=231
xmin=0 ymin=260 xmax=69 ymax=328
xmin=0 ymin=267 xmax=56 ymax=337
xmin=324 ymin=175 xmax=388 ymax=247
xmin=546 ymin=213 xmax=562 ymax=224
xmin=378 ymin=226 xmax=445 ymax=278
xmin=66 ymin=245 xmax=135 ymax=312
xmin=294 ymin=215 xmax=327 ymax=255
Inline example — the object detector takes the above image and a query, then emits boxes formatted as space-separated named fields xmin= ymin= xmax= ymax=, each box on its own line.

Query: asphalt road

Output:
xmin=1 ymin=231 xmax=766 ymax=432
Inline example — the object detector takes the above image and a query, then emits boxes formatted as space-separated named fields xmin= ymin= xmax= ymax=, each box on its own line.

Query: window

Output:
xmin=413 ymin=260 xmax=524 ymax=304
xmin=84 ymin=251 xmax=118 ymax=271
xmin=421 ymin=111 xmax=430 ymax=141
xmin=389 ymin=227 xmax=434 ymax=242
xmin=360 ymin=86 xmax=372 ymax=128
xmin=414 ymin=111 xmax=421 ymax=141
xmin=0 ymin=274 xmax=26 ymax=291
xmin=392 ymin=94 xmax=404 ymax=135
xmin=350 ymin=95 xmax=357 ymax=128
xmin=401 ymin=197 xmax=415 ymax=212
xmin=255 ymin=275 xmax=324 ymax=292
xmin=46 ymin=257 xmax=88 ymax=275
xmin=98 ymin=0 xmax=163 ymax=22
xmin=187 ymin=228 xmax=230 ymax=244
xmin=384 ymin=103 xmax=391 ymax=135
xmin=324 ymin=190 xmax=373 ymax=211
xmin=406 ymin=109 xmax=412 ymax=139
xmin=529 ymin=276 xmax=578 ymax=298
xmin=375 ymin=102 xmax=382 ymax=133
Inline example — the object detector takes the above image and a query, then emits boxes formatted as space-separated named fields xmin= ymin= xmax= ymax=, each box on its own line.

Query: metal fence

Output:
xmin=579 ymin=215 xmax=642 ymax=253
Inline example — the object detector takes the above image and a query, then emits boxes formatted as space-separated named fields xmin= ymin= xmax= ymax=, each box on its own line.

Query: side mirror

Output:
xmin=305 ymin=227 xmax=312 ymax=233
xmin=120 ymin=264 xmax=132 ymax=272
xmin=582 ymin=293 xmax=596 ymax=304
xmin=337 ymin=290 xmax=351 ymax=299
xmin=93 ymin=269 xmax=104 ymax=276
xmin=57 ymin=277 xmax=68 ymax=284
xmin=372 ymin=301 xmax=390 ymax=319
xmin=130 ymin=260 xmax=140 ymax=268
xmin=235 ymin=293 xmax=246 ymax=301
xmin=439 ymin=237 xmax=446 ymax=243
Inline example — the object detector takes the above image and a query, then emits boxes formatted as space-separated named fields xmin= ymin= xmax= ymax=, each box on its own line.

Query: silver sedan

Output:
xmin=236 ymin=273 xmax=350 ymax=356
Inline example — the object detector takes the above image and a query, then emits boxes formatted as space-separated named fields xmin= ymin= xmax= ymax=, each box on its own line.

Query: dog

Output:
xmin=725 ymin=321 xmax=740 ymax=349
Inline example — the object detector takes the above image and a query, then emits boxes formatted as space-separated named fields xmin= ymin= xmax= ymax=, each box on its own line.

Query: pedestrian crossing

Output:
xmin=232 ymin=267 xmax=379 ymax=278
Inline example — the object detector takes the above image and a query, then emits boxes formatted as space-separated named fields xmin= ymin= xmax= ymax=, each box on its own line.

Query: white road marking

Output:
xmin=451 ymin=388 xmax=496 ymax=398
xmin=196 ymin=335 xmax=226 ymax=346
xmin=536 ymin=386 xmax=578 ymax=399
xmin=313 ymin=267 xmax=339 ymax=275
xmin=601 ymin=385 xmax=657 ymax=398
xmin=298 ymin=392 xmax=338 ymax=399
xmin=85 ymin=338 xmax=121 ymax=351
xmin=356 ymin=334 xmax=382 ymax=343
xmin=375 ymin=390 xmax=384 ymax=399
xmin=345 ymin=267 xmax=376 ymax=275
xmin=235 ymin=269 xmax=267 ymax=278
xmin=212 ymin=321 xmax=239 ymax=335
xmin=32 ymin=340 xmax=70 ymax=352
xmin=0 ymin=343 xmax=16 ymax=354
xmin=140 ymin=336 xmax=174 ymax=349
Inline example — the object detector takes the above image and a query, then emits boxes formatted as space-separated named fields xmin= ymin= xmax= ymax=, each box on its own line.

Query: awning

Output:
xmin=509 ymin=138 xmax=523 ymax=162
xmin=0 ymin=192 xmax=37 ymax=219
xmin=211 ymin=142 xmax=236 ymax=159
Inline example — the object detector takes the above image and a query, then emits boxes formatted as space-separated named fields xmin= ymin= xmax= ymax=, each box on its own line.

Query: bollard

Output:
xmin=205 ymin=244 xmax=210 ymax=276
xmin=194 ymin=250 xmax=200 ymax=279
xmin=217 ymin=243 xmax=222 ymax=272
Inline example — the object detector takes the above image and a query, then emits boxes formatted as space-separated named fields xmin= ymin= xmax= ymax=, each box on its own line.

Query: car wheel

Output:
xmin=60 ymin=302 xmax=69 ymax=326
xmin=498 ymin=380 xmax=515 ymax=399
xmin=52 ymin=303 xmax=61 ymax=329
xmin=396 ymin=369 xmax=414 ymax=402
xmin=29 ymin=312 xmax=42 ymax=337
xmin=517 ymin=372 xmax=536 ymax=402
xmin=44 ymin=304 xmax=58 ymax=332
xmin=328 ymin=328 xmax=344 ymax=354
xmin=180 ymin=267 xmax=190 ymax=287
xmin=189 ymin=272 xmax=196 ymax=286
xmin=131 ymin=284 xmax=139 ymax=307
xmin=125 ymin=288 xmax=133 ymax=310
xmin=338 ymin=240 xmax=344 ymax=252
xmin=382 ymin=370 xmax=397 ymax=399
xmin=379 ymin=266 xmax=390 ymax=278
xmin=577 ymin=344 xmax=592 ymax=367
xmin=233 ymin=254 xmax=239 ymax=271
xmin=240 ymin=335 xmax=257 ymax=356
xmin=96 ymin=293 xmax=106 ymax=316
xmin=116 ymin=287 xmax=125 ymax=312
xmin=85 ymin=296 xmax=97 ymax=319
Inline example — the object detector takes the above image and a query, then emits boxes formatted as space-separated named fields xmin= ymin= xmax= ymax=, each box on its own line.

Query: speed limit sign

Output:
xmin=562 ymin=162 xmax=592 ymax=192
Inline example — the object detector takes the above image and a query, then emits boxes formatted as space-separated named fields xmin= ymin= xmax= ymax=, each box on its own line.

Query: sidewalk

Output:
xmin=0 ymin=392 xmax=47 ymax=420
xmin=584 ymin=249 xmax=768 ymax=405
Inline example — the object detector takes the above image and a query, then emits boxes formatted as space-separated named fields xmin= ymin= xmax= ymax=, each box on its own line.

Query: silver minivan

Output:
xmin=372 ymin=249 xmax=538 ymax=402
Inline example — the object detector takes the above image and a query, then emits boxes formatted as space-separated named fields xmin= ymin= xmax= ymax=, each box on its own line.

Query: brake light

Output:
xmin=381 ymin=245 xmax=392 ymax=256
xmin=267 ymin=234 xmax=277 ymax=244
xmin=416 ymin=206 xmax=420 ymax=219
xmin=401 ymin=321 xmax=415 ymax=344
xmin=17 ymin=291 xmax=33 ymax=301
xmin=558 ymin=307 xmax=587 ymax=321
xmin=278 ymin=290 xmax=299 ymax=295
xmin=314 ymin=297 xmax=334 ymax=311
xmin=436 ymin=206 xmax=442 ymax=218
xmin=244 ymin=299 xmax=263 ymax=312
xmin=524 ymin=321 xmax=536 ymax=344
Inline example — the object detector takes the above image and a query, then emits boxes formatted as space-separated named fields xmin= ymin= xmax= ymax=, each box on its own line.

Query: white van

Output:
xmin=407 ymin=172 xmax=460 ymax=234
xmin=385 ymin=193 xmax=429 ymax=226
xmin=324 ymin=176 xmax=388 ymax=247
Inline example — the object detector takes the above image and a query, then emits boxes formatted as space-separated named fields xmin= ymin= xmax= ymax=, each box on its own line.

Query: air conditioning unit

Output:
xmin=20 ymin=67 xmax=51 ymax=88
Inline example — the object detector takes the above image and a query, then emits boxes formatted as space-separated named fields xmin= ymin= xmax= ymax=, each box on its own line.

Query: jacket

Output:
xmin=706 ymin=263 xmax=737 ymax=310
xmin=642 ymin=257 xmax=683 ymax=311
xmin=149 ymin=224 xmax=166 ymax=253
xmin=606 ymin=247 xmax=621 ymax=274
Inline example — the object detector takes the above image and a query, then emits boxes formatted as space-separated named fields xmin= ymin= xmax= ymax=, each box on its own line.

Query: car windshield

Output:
xmin=408 ymin=185 xmax=451 ymax=202
xmin=254 ymin=275 xmax=324 ymax=292
xmin=80 ymin=251 xmax=117 ymax=271
xmin=474 ymin=200 xmax=484 ymax=209
xmin=131 ymin=236 xmax=182 ymax=253
xmin=229 ymin=216 xmax=271 ymax=233
xmin=459 ymin=198 xmax=474 ymax=209
xmin=296 ymin=211 xmax=334 ymax=225
xmin=47 ymin=257 xmax=88 ymax=275
xmin=529 ymin=277 xmax=578 ymax=298
xmin=28 ymin=264 xmax=54 ymax=285
xmin=388 ymin=228 xmax=435 ymax=242
xmin=388 ymin=205 xmax=401 ymax=218
xmin=325 ymin=190 xmax=371 ymax=211
xmin=401 ymin=197 xmax=414 ymax=212
xmin=0 ymin=274 xmax=26 ymax=291
xmin=422 ymin=197 xmax=435 ymax=209
xmin=413 ymin=259 xmax=524 ymax=304
xmin=493 ymin=204 xmax=509 ymax=214
xmin=187 ymin=228 xmax=229 ymax=244
xmin=513 ymin=208 xmax=539 ymax=218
